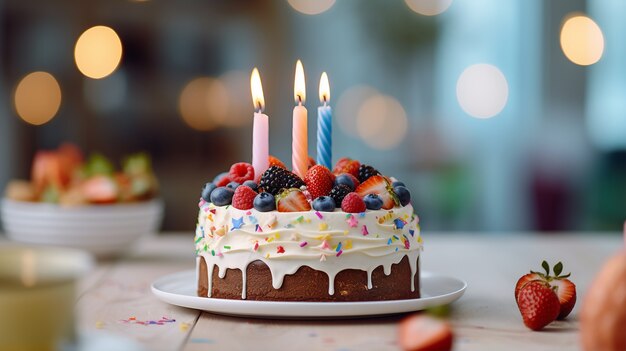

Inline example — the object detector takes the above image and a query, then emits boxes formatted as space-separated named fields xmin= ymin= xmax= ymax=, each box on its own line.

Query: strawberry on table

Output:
xmin=398 ymin=314 xmax=453 ymax=351
xmin=356 ymin=175 xmax=399 ymax=210
xmin=304 ymin=165 xmax=334 ymax=199
xmin=514 ymin=260 xmax=577 ymax=320
xmin=516 ymin=280 xmax=561 ymax=331
xmin=276 ymin=188 xmax=311 ymax=212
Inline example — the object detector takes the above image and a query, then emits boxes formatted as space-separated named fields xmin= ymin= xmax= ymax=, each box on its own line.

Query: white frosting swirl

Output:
xmin=194 ymin=200 xmax=422 ymax=299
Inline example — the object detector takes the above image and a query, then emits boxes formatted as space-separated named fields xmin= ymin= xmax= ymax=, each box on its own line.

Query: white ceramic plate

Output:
xmin=151 ymin=270 xmax=467 ymax=319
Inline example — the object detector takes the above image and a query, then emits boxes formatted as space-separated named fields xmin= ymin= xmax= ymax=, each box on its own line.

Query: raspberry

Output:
xmin=232 ymin=185 xmax=257 ymax=210
xmin=229 ymin=162 xmax=255 ymax=184
xmin=341 ymin=192 xmax=366 ymax=213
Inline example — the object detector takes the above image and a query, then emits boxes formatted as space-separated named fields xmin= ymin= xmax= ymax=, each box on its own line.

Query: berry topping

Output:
xmin=329 ymin=184 xmax=352 ymax=207
xmin=213 ymin=172 xmax=231 ymax=187
xmin=392 ymin=180 xmax=406 ymax=188
xmin=358 ymin=164 xmax=381 ymax=183
xmin=243 ymin=180 xmax=258 ymax=192
xmin=334 ymin=173 xmax=360 ymax=191
xmin=226 ymin=181 xmax=240 ymax=190
xmin=341 ymin=192 xmax=366 ymax=213
xmin=304 ymin=165 xmax=334 ymax=199
xmin=515 ymin=261 xmax=577 ymax=320
xmin=210 ymin=186 xmax=234 ymax=206
xmin=276 ymin=188 xmax=311 ymax=212
xmin=312 ymin=196 xmax=336 ymax=212
xmin=516 ymin=280 xmax=561 ymax=331
xmin=232 ymin=185 xmax=257 ymax=210
xmin=394 ymin=186 xmax=411 ymax=206
xmin=333 ymin=157 xmax=360 ymax=177
xmin=268 ymin=155 xmax=287 ymax=169
xmin=259 ymin=166 xmax=305 ymax=196
xmin=201 ymin=182 xmax=216 ymax=202
xmin=356 ymin=175 xmax=399 ymax=210
xmin=363 ymin=193 xmax=383 ymax=210
xmin=253 ymin=192 xmax=276 ymax=212
xmin=308 ymin=156 xmax=317 ymax=170
xmin=229 ymin=162 xmax=255 ymax=184
xmin=82 ymin=175 xmax=118 ymax=204
xmin=398 ymin=314 xmax=454 ymax=351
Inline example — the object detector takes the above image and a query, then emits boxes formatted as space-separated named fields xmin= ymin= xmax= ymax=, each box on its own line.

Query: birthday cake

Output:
xmin=194 ymin=157 xmax=423 ymax=301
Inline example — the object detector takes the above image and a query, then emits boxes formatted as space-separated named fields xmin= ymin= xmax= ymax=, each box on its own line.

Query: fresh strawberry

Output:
xmin=82 ymin=175 xmax=118 ymax=204
xmin=333 ymin=157 xmax=360 ymax=177
xmin=232 ymin=185 xmax=256 ymax=210
xmin=516 ymin=280 xmax=560 ymax=331
xmin=307 ymin=156 xmax=316 ymax=170
xmin=398 ymin=314 xmax=453 ymax=351
xmin=304 ymin=165 xmax=334 ymax=199
xmin=341 ymin=192 xmax=366 ymax=213
xmin=268 ymin=155 xmax=286 ymax=169
xmin=356 ymin=175 xmax=399 ymax=210
xmin=515 ymin=261 xmax=577 ymax=320
xmin=229 ymin=162 xmax=255 ymax=184
xmin=276 ymin=188 xmax=311 ymax=212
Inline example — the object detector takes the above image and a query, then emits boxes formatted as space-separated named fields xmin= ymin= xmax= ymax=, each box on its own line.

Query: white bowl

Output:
xmin=1 ymin=199 xmax=164 ymax=258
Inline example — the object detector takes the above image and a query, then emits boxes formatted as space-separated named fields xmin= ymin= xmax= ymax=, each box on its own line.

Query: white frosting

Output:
xmin=194 ymin=200 xmax=422 ymax=299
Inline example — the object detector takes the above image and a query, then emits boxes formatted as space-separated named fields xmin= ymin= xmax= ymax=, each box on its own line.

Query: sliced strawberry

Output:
xmin=516 ymin=281 xmax=560 ymax=331
xmin=514 ymin=273 xmax=542 ymax=299
xmin=356 ymin=175 xmax=399 ymax=210
xmin=276 ymin=188 xmax=311 ymax=212
xmin=552 ymin=278 xmax=577 ymax=320
xmin=268 ymin=155 xmax=286 ymax=169
xmin=304 ymin=165 xmax=334 ymax=199
xmin=398 ymin=314 xmax=453 ymax=351
xmin=333 ymin=157 xmax=360 ymax=177
xmin=82 ymin=175 xmax=118 ymax=204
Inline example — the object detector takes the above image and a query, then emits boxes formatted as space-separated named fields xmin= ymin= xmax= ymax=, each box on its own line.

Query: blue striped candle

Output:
xmin=317 ymin=72 xmax=332 ymax=169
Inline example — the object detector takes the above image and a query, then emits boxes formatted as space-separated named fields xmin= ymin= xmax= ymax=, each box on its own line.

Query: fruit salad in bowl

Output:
xmin=1 ymin=144 xmax=163 ymax=257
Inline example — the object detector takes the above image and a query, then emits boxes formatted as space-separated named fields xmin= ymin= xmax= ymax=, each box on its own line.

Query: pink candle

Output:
xmin=292 ymin=60 xmax=308 ymax=179
xmin=250 ymin=68 xmax=269 ymax=181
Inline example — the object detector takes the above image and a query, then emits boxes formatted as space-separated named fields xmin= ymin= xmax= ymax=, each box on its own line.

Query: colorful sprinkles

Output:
xmin=120 ymin=316 xmax=176 ymax=326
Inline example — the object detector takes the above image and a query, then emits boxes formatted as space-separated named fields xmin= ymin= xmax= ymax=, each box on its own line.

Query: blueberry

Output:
xmin=253 ymin=192 xmax=276 ymax=212
xmin=394 ymin=186 xmax=411 ymax=206
xmin=392 ymin=181 xmax=406 ymax=188
xmin=201 ymin=182 xmax=216 ymax=202
xmin=334 ymin=174 xmax=356 ymax=191
xmin=312 ymin=196 xmax=336 ymax=212
xmin=363 ymin=194 xmax=383 ymax=210
xmin=213 ymin=172 xmax=229 ymax=184
xmin=226 ymin=181 xmax=240 ymax=190
xmin=243 ymin=180 xmax=258 ymax=192
xmin=210 ymin=187 xmax=235 ymax=206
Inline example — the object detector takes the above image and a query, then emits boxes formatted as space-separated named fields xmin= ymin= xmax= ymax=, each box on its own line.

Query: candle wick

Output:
xmin=298 ymin=95 xmax=302 ymax=105
xmin=323 ymin=96 xmax=328 ymax=106
xmin=256 ymin=101 xmax=262 ymax=113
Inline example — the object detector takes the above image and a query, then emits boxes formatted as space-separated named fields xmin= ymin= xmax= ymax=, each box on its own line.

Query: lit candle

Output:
xmin=292 ymin=60 xmax=308 ymax=179
xmin=250 ymin=68 xmax=269 ymax=181
xmin=317 ymin=72 xmax=332 ymax=169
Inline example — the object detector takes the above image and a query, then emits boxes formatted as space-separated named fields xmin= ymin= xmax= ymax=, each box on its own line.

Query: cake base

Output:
xmin=197 ymin=256 xmax=420 ymax=302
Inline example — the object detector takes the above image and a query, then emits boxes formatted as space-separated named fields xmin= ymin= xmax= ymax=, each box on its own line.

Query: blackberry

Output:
xmin=358 ymin=164 xmax=380 ymax=183
xmin=329 ymin=184 xmax=352 ymax=207
xmin=259 ymin=166 xmax=305 ymax=195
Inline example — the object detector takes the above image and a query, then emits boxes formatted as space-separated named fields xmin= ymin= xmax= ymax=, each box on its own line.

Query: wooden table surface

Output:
xmin=75 ymin=232 xmax=622 ymax=351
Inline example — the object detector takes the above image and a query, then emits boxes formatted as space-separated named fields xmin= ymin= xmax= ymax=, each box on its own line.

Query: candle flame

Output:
xmin=319 ymin=72 xmax=330 ymax=103
xmin=294 ymin=60 xmax=306 ymax=104
xmin=250 ymin=67 xmax=265 ymax=112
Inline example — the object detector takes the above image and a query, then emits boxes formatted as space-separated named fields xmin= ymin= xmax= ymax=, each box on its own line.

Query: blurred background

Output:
xmin=1 ymin=0 xmax=624 ymax=233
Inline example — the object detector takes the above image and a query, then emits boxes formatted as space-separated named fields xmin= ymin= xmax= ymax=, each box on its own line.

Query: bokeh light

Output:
xmin=287 ymin=0 xmax=335 ymax=15
xmin=179 ymin=77 xmax=229 ymax=131
xmin=218 ymin=70 xmax=251 ymax=128
xmin=356 ymin=94 xmax=408 ymax=150
xmin=336 ymin=85 xmax=378 ymax=137
xmin=456 ymin=64 xmax=509 ymax=119
xmin=14 ymin=71 xmax=62 ymax=125
xmin=560 ymin=14 xmax=604 ymax=66
xmin=74 ymin=26 xmax=123 ymax=79
xmin=405 ymin=0 xmax=453 ymax=16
